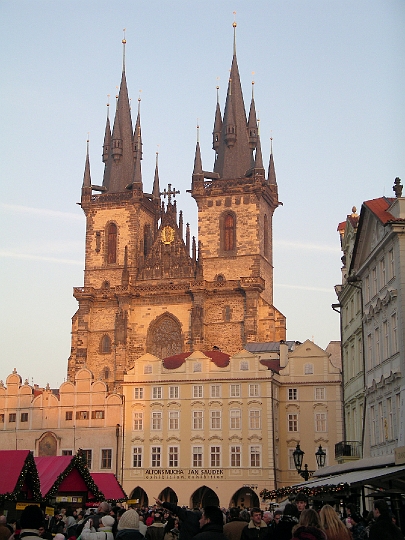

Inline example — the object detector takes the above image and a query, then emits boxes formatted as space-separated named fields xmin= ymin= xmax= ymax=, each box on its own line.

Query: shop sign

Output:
xmin=145 ymin=469 xmax=224 ymax=480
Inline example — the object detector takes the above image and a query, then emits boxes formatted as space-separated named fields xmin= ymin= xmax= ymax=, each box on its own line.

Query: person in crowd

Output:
xmin=262 ymin=513 xmax=272 ymax=527
xmin=291 ymin=509 xmax=326 ymax=540
xmin=223 ymin=508 xmax=247 ymax=540
xmin=138 ymin=515 xmax=147 ymax=537
xmin=115 ymin=508 xmax=144 ymax=540
xmin=163 ymin=516 xmax=179 ymax=540
xmin=269 ymin=503 xmax=299 ymax=540
xmin=348 ymin=513 xmax=367 ymax=540
xmin=146 ymin=512 xmax=165 ymax=540
xmin=0 ymin=517 xmax=12 ymax=540
xmin=81 ymin=515 xmax=115 ymax=540
xmin=19 ymin=506 xmax=45 ymax=540
xmin=49 ymin=513 xmax=65 ymax=536
xmin=368 ymin=499 xmax=404 ymax=540
xmin=38 ymin=525 xmax=52 ymax=540
xmin=146 ymin=512 xmax=155 ymax=528
xmin=240 ymin=508 xmax=270 ymax=540
xmin=65 ymin=509 xmax=77 ymax=538
xmin=192 ymin=506 xmax=227 ymax=540
xmin=294 ymin=494 xmax=309 ymax=518
xmin=154 ymin=498 xmax=201 ymax=540
xmin=319 ymin=505 xmax=351 ymax=540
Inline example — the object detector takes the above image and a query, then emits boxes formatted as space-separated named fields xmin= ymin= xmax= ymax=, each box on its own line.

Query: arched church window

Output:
xmin=264 ymin=214 xmax=269 ymax=257
xmin=100 ymin=335 xmax=111 ymax=354
xmin=146 ymin=314 xmax=183 ymax=359
xmin=103 ymin=367 xmax=110 ymax=379
xmin=224 ymin=213 xmax=235 ymax=252
xmin=107 ymin=223 xmax=117 ymax=264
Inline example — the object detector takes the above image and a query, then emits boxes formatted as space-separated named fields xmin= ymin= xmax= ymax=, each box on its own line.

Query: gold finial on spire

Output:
xmin=116 ymin=86 xmax=119 ymax=102
xmin=197 ymin=120 xmax=200 ymax=143
xmin=129 ymin=97 xmax=132 ymax=110
xmin=122 ymin=28 xmax=127 ymax=71
xmin=251 ymin=72 xmax=255 ymax=98
xmin=107 ymin=94 xmax=110 ymax=118
xmin=232 ymin=12 xmax=237 ymax=55
xmin=270 ymin=131 xmax=273 ymax=154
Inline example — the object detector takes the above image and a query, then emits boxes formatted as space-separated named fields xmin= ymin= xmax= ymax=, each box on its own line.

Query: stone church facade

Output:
xmin=67 ymin=26 xmax=286 ymax=389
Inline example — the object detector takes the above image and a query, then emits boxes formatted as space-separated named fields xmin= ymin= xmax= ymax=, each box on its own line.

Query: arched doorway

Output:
xmin=230 ymin=487 xmax=259 ymax=509
xmin=191 ymin=486 xmax=219 ymax=508
xmin=158 ymin=487 xmax=178 ymax=504
xmin=129 ymin=486 xmax=148 ymax=507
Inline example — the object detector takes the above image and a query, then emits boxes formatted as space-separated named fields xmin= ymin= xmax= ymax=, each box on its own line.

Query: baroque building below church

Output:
xmin=68 ymin=26 xmax=286 ymax=388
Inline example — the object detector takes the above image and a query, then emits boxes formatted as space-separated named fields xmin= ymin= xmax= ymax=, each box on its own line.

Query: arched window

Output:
xmin=100 ymin=335 xmax=111 ymax=354
xmin=224 ymin=213 xmax=235 ymax=252
xmin=264 ymin=214 xmax=269 ymax=257
xmin=103 ymin=367 xmax=110 ymax=379
xmin=107 ymin=223 xmax=117 ymax=264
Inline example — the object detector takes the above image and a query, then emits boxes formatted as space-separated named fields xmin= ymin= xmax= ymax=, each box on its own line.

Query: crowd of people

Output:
xmin=0 ymin=494 xmax=403 ymax=540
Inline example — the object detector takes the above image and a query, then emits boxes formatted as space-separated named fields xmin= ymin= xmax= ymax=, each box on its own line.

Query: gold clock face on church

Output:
xmin=161 ymin=225 xmax=175 ymax=244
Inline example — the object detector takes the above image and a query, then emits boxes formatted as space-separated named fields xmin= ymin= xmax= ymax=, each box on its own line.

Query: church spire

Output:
xmin=82 ymin=138 xmax=91 ymax=189
xmin=212 ymin=86 xmax=222 ymax=154
xmin=193 ymin=124 xmax=203 ymax=174
xmin=212 ymin=20 xmax=251 ymax=179
xmin=102 ymin=98 xmax=111 ymax=163
xmin=247 ymin=81 xmax=258 ymax=151
xmin=102 ymin=36 xmax=134 ymax=193
xmin=268 ymin=137 xmax=277 ymax=185
xmin=133 ymin=96 xmax=143 ymax=161
xmin=152 ymin=151 xmax=160 ymax=201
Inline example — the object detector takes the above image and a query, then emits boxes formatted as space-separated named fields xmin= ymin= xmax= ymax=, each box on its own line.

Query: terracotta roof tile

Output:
xmin=364 ymin=197 xmax=398 ymax=224
xmin=163 ymin=350 xmax=230 ymax=369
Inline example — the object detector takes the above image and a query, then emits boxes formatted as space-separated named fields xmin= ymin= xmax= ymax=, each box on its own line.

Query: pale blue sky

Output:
xmin=1 ymin=0 xmax=404 ymax=387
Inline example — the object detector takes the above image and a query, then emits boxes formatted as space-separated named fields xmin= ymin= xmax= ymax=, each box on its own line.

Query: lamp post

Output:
xmin=293 ymin=443 xmax=326 ymax=481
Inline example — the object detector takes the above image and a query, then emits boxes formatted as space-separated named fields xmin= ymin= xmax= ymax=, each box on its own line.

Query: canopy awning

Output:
xmin=90 ymin=473 xmax=127 ymax=502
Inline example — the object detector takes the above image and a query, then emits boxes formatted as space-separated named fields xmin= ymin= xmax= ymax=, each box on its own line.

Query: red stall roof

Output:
xmin=0 ymin=450 xmax=41 ymax=501
xmin=91 ymin=473 xmax=127 ymax=502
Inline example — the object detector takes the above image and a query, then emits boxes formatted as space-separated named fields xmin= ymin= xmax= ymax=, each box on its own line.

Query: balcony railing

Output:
xmin=335 ymin=441 xmax=362 ymax=460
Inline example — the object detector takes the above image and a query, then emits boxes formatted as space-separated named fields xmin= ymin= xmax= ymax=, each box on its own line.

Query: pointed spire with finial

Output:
xmin=193 ymin=123 xmax=203 ymax=174
xmin=102 ymin=33 xmax=135 ymax=192
xmin=82 ymin=137 xmax=91 ymax=188
xmin=152 ymin=151 xmax=160 ymax=201
xmin=133 ymin=94 xmax=143 ymax=160
xmin=212 ymin=84 xmax=222 ymax=153
xmin=268 ymin=136 xmax=277 ymax=185
xmin=247 ymin=78 xmax=258 ymax=151
xmin=102 ymin=97 xmax=111 ymax=163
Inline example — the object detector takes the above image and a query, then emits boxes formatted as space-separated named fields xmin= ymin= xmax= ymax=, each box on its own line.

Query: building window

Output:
xmin=315 ymin=387 xmax=326 ymax=400
xmin=372 ymin=267 xmax=377 ymax=297
xmin=304 ymin=363 xmax=313 ymax=375
xmin=0 ymin=414 xmax=4 ymax=423
xmin=193 ymin=411 xmax=203 ymax=430
xmin=315 ymin=412 xmax=327 ymax=432
xmin=223 ymin=213 xmax=235 ymax=252
xmin=100 ymin=334 xmax=111 ymax=354
xmin=82 ymin=449 xmax=92 ymax=469
xmin=250 ymin=446 xmax=261 ymax=467
xmin=383 ymin=320 xmax=389 ymax=360
xmin=92 ymin=410 xmax=105 ymax=419
xmin=230 ymin=446 xmax=241 ymax=467
xmin=62 ymin=450 xmax=73 ymax=456
xmin=144 ymin=365 xmax=152 ymax=374
xmin=288 ymin=413 xmax=298 ymax=432
xmin=380 ymin=257 xmax=386 ymax=288
xmin=169 ymin=446 xmax=179 ymax=467
xmin=249 ymin=410 xmax=261 ymax=429
xmin=230 ymin=384 xmax=241 ymax=398
xmin=370 ymin=406 xmax=376 ymax=446
xmin=240 ymin=361 xmax=249 ymax=371
xmin=133 ymin=412 xmax=143 ymax=431
xmin=107 ymin=223 xmax=117 ymax=264
xmin=210 ymin=385 xmax=221 ymax=398
xmin=65 ymin=411 xmax=73 ymax=421
xmin=387 ymin=398 xmax=393 ymax=440
xmin=388 ymin=249 xmax=395 ymax=281
xmin=169 ymin=386 xmax=179 ymax=399
xmin=230 ymin=409 xmax=241 ymax=429
xmin=101 ymin=449 xmax=112 ymax=469
xmin=133 ymin=447 xmax=142 ymax=468
xmin=169 ymin=411 xmax=179 ymax=430
xmin=391 ymin=313 xmax=398 ymax=354
xmin=151 ymin=447 xmax=161 ymax=467
xmin=365 ymin=274 xmax=370 ymax=303
xmin=152 ymin=386 xmax=162 ymax=400
xmin=210 ymin=410 xmax=221 ymax=430
xmin=210 ymin=446 xmax=221 ymax=467
xmin=192 ymin=446 xmax=203 ymax=467
xmin=193 ymin=385 xmax=203 ymax=398
xmin=20 ymin=413 xmax=28 ymax=422
xmin=288 ymin=388 xmax=298 ymax=400
xmin=249 ymin=384 xmax=259 ymax=397
xmin=379 ymin=402 xmax=384 ymax=443
xmin=152 ymin=412 xmax=162 ymax=430
xmin=193 ymin=362 xmax=202 ymax=372
xmin=76 ymin=411 xmax=89 ymax=420
xmin=8 ymin=413 xmax=16 ymax=422
xmin=134 ymin=387 xmax=144 ymax=399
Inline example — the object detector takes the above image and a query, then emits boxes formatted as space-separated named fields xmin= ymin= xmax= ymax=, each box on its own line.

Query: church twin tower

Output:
xmin=68 ymin=26 xmax=286 ymax=388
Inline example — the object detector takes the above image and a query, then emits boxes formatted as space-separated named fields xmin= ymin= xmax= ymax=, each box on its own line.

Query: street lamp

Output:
xmin=293 ymin=444 xmax=326 ymax=481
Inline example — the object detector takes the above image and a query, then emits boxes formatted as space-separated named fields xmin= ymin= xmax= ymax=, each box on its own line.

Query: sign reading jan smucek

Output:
xmin=145 ymin=469 xmax=224 ymax=480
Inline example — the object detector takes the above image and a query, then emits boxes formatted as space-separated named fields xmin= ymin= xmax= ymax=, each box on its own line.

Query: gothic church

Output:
xmin=67 ymin=25 xmax=286 ymax=388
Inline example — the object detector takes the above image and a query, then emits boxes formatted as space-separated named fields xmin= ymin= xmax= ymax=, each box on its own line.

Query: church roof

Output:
xmin=163 ymin=350 xmax=230 ymax=369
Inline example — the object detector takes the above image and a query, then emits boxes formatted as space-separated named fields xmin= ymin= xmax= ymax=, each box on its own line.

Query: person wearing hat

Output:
xmin=115 ymin=509 xmax=143 ymax=540
xmin=19 ymin=505 xmax=44 ymax=540
xmin=81 ymin=515 xmax=114 ymax=540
